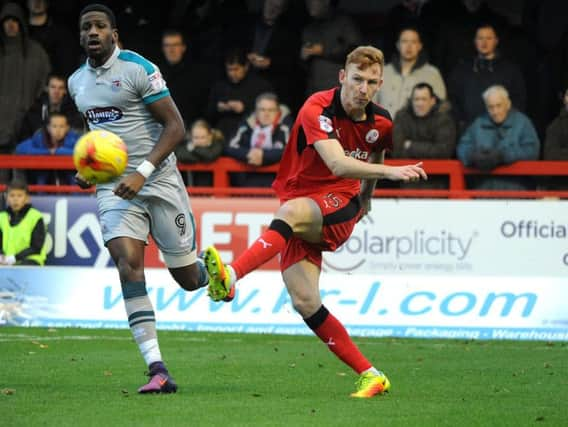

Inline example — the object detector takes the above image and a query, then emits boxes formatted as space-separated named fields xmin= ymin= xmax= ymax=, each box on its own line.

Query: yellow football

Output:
xmin=73 ymin=130 xmax=128 ymax=183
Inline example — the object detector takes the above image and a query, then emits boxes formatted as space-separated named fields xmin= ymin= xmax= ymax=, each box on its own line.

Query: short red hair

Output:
xmin=345 ymin=46 xmax=384 ymax=72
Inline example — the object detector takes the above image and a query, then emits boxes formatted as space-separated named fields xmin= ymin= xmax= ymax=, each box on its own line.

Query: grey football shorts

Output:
xmin=96 ymin=168 xmax=196 ymax=268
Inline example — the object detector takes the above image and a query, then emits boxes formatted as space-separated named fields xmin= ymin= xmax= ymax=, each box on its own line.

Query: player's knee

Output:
xmin=276 ymin=198 xmax=319 ymax=232
xmin=275 ymin=203 xmax=297 ymax=225
xmin=177 ymin=274 xmax=200 ymax=291
xmin=115 ymin=256 xmax=144 ymax=282
xmin=291 ymin=295 xmax=320 ymax=318
xmin=170 ymin=263 xmax=202 ymax=291
xmin=276 ymin=200 xmax=308 ymax=229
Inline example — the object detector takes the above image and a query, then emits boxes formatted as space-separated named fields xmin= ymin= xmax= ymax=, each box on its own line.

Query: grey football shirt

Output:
xmin=68 ymin=46 xmax=176 ymax=185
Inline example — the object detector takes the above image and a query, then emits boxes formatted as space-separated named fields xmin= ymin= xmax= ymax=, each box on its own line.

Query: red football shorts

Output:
xmin=279 ymin=192 xmax=362 ymax=272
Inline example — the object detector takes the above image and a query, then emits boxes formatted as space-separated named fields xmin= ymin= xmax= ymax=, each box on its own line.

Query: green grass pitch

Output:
xmin=1 ymin=327 xmax=567 ymax=426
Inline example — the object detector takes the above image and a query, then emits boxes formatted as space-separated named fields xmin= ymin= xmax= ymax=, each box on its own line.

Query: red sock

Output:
xmin=305 ymin=305 xmax=372 ymax=374
xmin=232 ymin=219 xmax=293 ymax=279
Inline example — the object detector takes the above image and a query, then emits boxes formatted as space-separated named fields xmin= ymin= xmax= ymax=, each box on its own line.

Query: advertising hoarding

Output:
xmin=1 ymin=268 xmax=567 ymax=341
xmin=5 ymin=196 xmax=565 ymax=341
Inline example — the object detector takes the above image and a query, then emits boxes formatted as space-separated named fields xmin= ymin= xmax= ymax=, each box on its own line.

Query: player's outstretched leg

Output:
xmin=138 ymin=361 xmax=178 ymax=394
xmin=203 ymin=246 xmax=236 ymax=302
xmin=304 ymin=304 xmax=391 ymax=398
xmin=204 ymin=219 xmax=293 ymax=302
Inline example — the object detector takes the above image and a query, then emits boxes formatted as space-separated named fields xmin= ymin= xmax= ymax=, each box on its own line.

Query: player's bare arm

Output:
xmin=113 ymin=96 xmax=185 ymax=199
xmin=143 ymin=96 xmax=185 ymax=167
xmin=314 ymin=138 xmax=427 ymax=181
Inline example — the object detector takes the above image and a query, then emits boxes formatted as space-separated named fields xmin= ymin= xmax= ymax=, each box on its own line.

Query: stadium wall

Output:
xmin=1 ymin=196 xmax=567 ymax=341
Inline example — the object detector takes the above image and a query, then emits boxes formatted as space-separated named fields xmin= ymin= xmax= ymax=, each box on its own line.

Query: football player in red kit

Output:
xmin=204 ymin=45 xmax=427 ymax=398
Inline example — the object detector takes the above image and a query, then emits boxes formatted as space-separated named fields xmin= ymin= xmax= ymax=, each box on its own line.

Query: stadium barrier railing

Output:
xmin=1 ymin=155 xmax=567 ymax=199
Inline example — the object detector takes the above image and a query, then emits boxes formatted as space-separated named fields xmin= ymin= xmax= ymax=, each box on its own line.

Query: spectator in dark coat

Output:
xmin=225 ymin=92 xmax=292 ymax=187
xmin=431 ymin=0 xmax=510 ymax=77
xmin=393 ymin=83 xmax=456 ymax=159
xmin=523 ymin=0 xmax=568 ymax=139
xmin=159 ymin=30 xmax=217 ymax=128
xmin=0 ymin=2 xmax=51 ymax=182
xmin=543 ymin=88 xmax=568 ymax=160
xmin=27 ymin=0 xmax=79 ymax=77
xmin=19 ymin=73 xmax=84 ymax=140
xmin=457 ymin=85 xmax=539 ymax=190
xmin=540 ymin=89 xmax=568 ymax=190
xmin=112 ymin=1 xmax=173 ymax=61
xmin=245 ymin=0 xmax=303 ymax=113
xmin=448 ymin=23 xmax=526 ymax=131
xmin=207 ymin=49 xmax=273 ymax=140
xmin=392 ymin=82 xmax=456 ymax=189
xmin=301 ymin=0 xmax=362 ymax=95
xmin=380 ymin=0 xmax=439 ymax=63
xmin=542 ymin=87 xmax=568 ymax=190
xmin=175 ymin=119 xmax=224 ymax=187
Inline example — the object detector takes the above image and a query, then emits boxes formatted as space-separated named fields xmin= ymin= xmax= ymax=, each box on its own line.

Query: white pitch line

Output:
xmin=0 ymin=333 xmax=242 ymax=343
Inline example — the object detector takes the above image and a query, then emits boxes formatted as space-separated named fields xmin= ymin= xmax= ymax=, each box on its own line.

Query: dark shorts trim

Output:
xmin=322 ymin=195 xmax=361 ymax=225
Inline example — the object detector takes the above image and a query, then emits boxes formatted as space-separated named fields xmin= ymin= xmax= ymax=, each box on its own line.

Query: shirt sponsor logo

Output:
xmin=365 ymin=129 xmax=379 ymax=143
xmin=148 ymin=71 xmax=166 ymax=92
xmin=85 ymin=107 xmax=123 ymax=124
xmin=111 ymin=78 xmax=121 ymax=92
xmin=344 ymin=148 xmax=369 ymax=160
xmin=318 ymin=115 xmax=333 ymax=133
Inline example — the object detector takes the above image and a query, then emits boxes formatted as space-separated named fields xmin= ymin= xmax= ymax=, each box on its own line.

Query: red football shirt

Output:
xmin=272 ymin=87 xmax=393 ymax=200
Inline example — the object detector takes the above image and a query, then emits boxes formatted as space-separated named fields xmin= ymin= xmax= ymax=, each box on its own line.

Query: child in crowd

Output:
xmin=0 ymin=178 xmax=47 ymax=266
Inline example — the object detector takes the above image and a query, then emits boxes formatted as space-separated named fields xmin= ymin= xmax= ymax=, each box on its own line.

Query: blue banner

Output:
xmin=33 ymin=196 xmax=112 ymax=267
xmin=2 ymin=267 xmax=567 ymax=341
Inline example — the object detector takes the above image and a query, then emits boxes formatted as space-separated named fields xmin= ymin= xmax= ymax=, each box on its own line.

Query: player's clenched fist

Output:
xmin=113 ymin=172 xmax=145 ymax=199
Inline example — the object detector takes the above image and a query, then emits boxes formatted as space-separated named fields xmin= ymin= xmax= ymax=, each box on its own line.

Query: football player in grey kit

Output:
xmin=68 ymin=4 xmax=207 ymax=394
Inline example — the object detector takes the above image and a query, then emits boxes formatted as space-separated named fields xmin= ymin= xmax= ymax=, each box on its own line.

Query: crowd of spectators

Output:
xmin=1 ymin=0 xmax=567 ymax=191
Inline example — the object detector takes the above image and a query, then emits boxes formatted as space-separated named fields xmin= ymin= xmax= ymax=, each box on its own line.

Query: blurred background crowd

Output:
xmin=1 ymin=0 xmax=567 ymax=190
